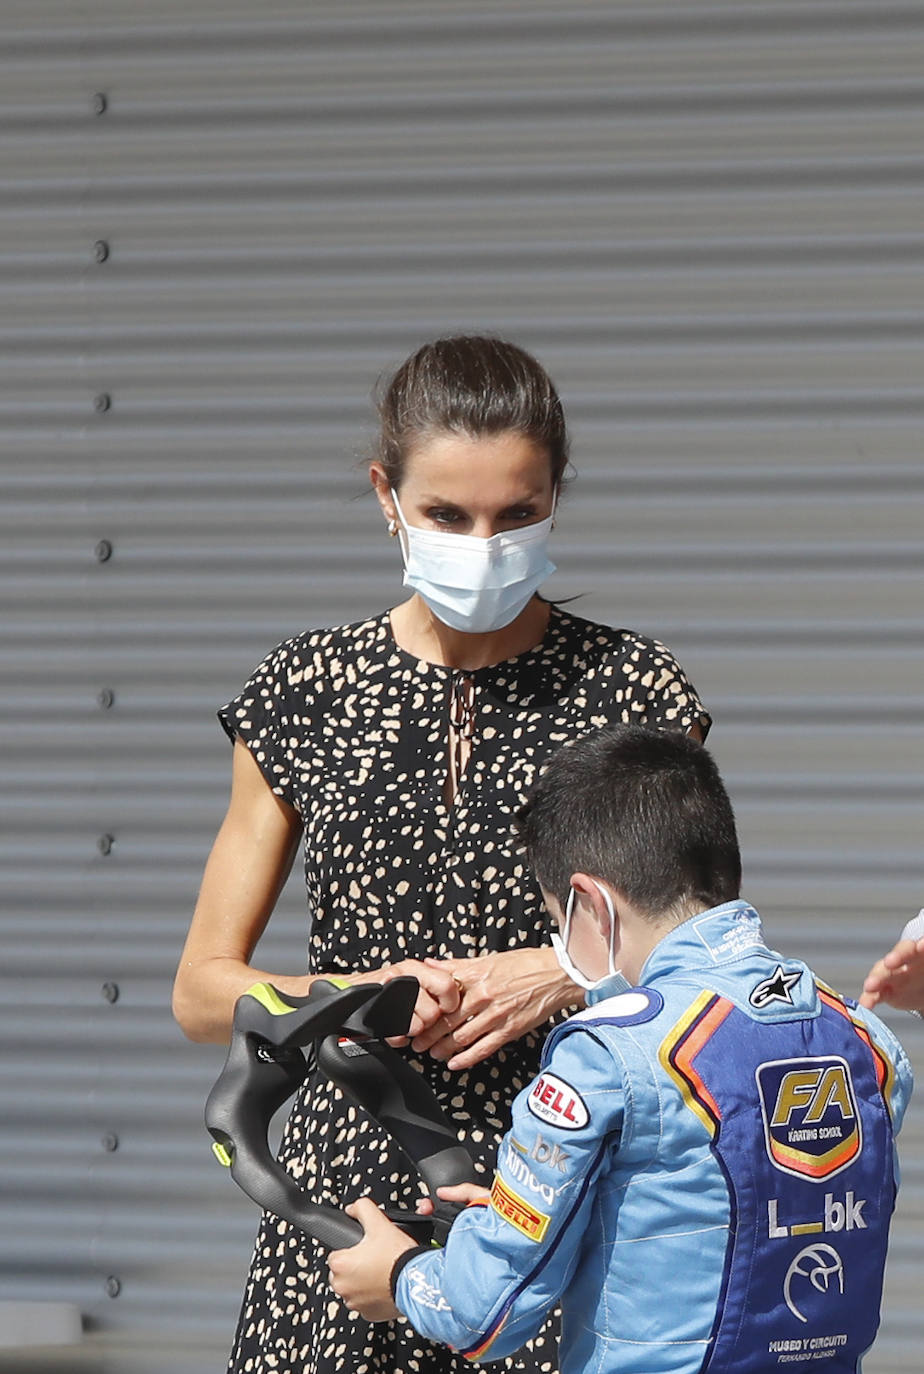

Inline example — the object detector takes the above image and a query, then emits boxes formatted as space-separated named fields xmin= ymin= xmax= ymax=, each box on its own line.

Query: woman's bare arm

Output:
xmin=173 ymin=739 xmax=461 ymax=1044
xmin=172 ymin=738 xmax=309 ymax=1042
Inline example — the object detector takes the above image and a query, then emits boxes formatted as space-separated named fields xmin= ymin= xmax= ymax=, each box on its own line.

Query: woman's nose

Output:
xmin=470 ymin=517 xmax=498 ymax=539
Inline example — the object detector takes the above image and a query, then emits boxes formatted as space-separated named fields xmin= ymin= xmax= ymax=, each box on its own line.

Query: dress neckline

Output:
xmin=381 ymin=603 xmax=569 ymax=677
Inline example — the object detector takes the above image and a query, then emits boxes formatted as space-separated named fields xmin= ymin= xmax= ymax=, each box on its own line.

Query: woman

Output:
xmin=174 ymin=336 xmax=711 ymax=1374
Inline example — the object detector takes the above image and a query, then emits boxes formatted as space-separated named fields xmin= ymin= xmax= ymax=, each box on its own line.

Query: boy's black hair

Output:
xmin=515 ymin=725 xmax=741 ymax=917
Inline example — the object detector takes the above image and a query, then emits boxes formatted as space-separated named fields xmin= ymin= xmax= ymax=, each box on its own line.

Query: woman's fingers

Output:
xmin=413 ymin=960 xmax=464 ymax=1013
xmin=410 ymin=1005 xmax=474 ymax=1055
xmin=380 ymin=958 xmax=461 ymax=1035
xmin=446 ymin=1025 xmax=514 ymax=1072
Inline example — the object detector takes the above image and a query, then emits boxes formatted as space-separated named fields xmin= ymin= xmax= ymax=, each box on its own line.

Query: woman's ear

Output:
xmin=369 ymin=463 xmax=397 ymax=525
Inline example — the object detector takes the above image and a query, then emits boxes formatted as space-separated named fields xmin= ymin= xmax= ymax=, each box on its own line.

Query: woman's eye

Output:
xmin=429 ymin=509 xmax=461 ymax=526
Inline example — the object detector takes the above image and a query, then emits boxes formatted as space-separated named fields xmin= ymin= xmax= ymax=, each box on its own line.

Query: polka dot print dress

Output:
xmin=219 ymin=606 xmax=709 ymax=1374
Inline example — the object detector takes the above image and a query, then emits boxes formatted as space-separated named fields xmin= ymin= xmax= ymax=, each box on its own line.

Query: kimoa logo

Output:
xmin=511 ymin=1133 xmax=571 ymax=1174
xmin=528 ymin=1073 xmax=589 ymax=1130
xmin=504 ymin=1147 xmax=556 ymax=1205
xmin=768 ymin=1191 xmax=867 ymax=1239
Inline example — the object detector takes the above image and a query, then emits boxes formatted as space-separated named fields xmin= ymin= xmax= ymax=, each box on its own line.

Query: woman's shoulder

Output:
xmin=551 ymin=608 xmax=710 ymax=733
xmin=243 ymin=612 xmax=392 ymax=687
xmin=552 ymin=608 xmax=679 ymax=665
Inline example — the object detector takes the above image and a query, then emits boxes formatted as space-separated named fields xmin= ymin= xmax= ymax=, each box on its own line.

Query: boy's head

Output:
xmin=516 ymin=726 xmax=741 ymax=979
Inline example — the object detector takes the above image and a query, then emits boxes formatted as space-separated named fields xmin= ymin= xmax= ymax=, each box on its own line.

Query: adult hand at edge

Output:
xmin=411 ymin=947 xmax=582 ymax=1071
xmin=859 ymin=937 xmax=924 ymax=1014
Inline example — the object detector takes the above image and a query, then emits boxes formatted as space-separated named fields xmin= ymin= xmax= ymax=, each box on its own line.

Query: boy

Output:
xmin=329 ymin=725 xmax=912 ymax=1372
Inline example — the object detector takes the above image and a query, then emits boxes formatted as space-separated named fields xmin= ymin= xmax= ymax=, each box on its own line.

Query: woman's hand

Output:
xmin=410 ymin=947 xmax=583 ymax=1071
xmin=860 ymin=937 xmax=924 ymax=1014
xmin=348 ymin=959 xmax=462 ymax=1039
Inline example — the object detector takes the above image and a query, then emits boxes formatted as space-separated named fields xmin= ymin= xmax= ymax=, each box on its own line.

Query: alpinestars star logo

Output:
xmin=750 ymin=965 xmax=802 ymax=1009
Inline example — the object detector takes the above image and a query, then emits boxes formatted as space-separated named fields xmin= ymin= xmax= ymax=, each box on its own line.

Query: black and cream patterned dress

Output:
xmin=219 ymin=606 xmax=709 ymax=1374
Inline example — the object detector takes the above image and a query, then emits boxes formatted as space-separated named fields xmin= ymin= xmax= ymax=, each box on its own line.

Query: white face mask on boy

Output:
xmin=551 ymin=880 xmax=632 ymax=994
xmin=390 ymin=489 xmax=556 ymax=635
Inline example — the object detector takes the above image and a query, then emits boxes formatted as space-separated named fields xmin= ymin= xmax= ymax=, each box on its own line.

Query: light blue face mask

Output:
xmin=551 ymin=881 xmax=632 ymax=994
xmin=390 ymin=489 xmax=556 ymax=635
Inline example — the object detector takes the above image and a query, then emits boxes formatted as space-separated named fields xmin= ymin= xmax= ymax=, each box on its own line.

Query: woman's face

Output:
xmin=371 ymin=430 xmax=555 ymax=538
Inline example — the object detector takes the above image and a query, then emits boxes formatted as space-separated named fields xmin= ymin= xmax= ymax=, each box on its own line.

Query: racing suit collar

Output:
xmin=644 ymin=899 xmax=764 ymax=981
xmin=584 ymin=901 xmax=764 ymax=1005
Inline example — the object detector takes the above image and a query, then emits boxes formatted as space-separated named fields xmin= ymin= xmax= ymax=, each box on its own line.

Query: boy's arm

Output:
xmin=392 ymin=1027 xmax=624 ymax=1361
xmin=327 ymin=1025 xmax=623 ymax=1355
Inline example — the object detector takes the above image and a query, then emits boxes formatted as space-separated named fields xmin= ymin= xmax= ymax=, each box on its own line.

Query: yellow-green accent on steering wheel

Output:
xmin=246 ymin=982 xmax=298 ymax=1016
xmin=212 ymin=1141 xmax=234 ymax=1168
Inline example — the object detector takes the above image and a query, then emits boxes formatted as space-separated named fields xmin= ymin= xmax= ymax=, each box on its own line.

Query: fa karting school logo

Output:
xmin=756 ymin=1057 xmax=861 ymax=1180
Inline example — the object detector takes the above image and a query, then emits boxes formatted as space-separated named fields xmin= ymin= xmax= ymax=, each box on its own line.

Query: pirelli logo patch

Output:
xmin=490 ymin=1175 xmax=550 ymax=1242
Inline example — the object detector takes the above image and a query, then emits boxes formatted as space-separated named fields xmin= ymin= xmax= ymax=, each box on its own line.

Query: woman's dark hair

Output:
xmin=375 ymin=335 xmax=570 ymax=489
xmin=515 ymin=725 xmax=741 ymax=918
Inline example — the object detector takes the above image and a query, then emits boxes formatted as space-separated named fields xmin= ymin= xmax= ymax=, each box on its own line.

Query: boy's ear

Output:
xmin=568 ymin=872 xmax=598 ymax=900
xmin=569 ymin=873 xmax=615 ymax=934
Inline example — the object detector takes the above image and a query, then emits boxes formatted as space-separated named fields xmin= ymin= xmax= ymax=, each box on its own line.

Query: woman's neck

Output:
xmin=389 ymin=596 xmax=551 ymax=671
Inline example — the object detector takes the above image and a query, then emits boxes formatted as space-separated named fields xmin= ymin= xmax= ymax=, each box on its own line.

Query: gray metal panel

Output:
xmin=1 ymin=2 xmax=922 ymax=1370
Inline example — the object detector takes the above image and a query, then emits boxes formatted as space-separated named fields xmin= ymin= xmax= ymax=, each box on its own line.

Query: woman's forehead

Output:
xmin=401 ymin=430 xmax=553 ymax=496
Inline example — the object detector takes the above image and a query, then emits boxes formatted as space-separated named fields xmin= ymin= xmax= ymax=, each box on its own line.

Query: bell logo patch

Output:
xmin=527 ymin=1073 xmax=589 ymax=1131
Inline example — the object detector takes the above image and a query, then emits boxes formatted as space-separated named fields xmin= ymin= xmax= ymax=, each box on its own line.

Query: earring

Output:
xmin=387 ymin=519 xmax=398 ymax=537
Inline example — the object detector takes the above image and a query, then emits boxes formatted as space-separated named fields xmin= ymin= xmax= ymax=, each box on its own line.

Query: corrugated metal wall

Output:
xmin=1 ymin=2 xmax=922 ymax=1370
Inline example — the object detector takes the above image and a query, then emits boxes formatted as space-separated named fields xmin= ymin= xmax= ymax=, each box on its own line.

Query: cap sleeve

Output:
xmin=217 ymin=639 xmax=302 ymax=811
xmin=632 ymin=637 xmax=711 ymax=740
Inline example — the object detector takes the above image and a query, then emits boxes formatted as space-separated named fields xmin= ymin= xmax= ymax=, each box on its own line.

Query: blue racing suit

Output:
xmin=394 ymin=901 xmax=912 ymax=1372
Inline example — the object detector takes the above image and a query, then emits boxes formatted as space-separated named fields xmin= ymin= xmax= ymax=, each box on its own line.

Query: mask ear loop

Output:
xmin=388 ymin=489 xmax=411 ymax=564
xmin=590 ymin=880 xmax=620 ymax=979
xmin=561 ymin=886 xmax=577 ymax=953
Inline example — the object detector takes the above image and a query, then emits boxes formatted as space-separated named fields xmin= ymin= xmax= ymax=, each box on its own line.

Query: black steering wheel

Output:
xmin=205 ymin=976 xmax=480 ymax=1249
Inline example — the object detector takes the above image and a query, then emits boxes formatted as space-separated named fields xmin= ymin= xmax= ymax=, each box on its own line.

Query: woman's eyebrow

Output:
xmin=417 ymin=488 xmax=544 ymax=506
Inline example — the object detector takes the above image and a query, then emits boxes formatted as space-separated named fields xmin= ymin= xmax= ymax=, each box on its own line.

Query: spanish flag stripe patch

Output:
xmin=659 ymin=991 xmax=734 ymax=1138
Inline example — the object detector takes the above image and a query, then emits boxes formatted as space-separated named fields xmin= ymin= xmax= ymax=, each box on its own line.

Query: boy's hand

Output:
xmin=416 ymin=1181 xmax=491 ymax=1214
xmin=327 ymin=1198 xmax=415 ymax=1321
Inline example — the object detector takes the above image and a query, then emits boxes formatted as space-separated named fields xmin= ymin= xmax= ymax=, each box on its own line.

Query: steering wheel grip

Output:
xmin=205 ymin=976 xmax=477 ymax=1249
xmin=317 ymin=1035 xmax=480 ymax=1243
